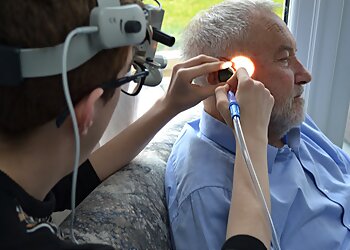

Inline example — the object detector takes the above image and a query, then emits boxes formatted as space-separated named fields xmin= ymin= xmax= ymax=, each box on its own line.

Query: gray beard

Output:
xmin=268 ymin=97 xmax=305 ymax=140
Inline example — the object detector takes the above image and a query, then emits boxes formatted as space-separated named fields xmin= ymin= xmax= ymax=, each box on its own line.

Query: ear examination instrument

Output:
xmin=220 ymin=56 xmax=281 ymax=250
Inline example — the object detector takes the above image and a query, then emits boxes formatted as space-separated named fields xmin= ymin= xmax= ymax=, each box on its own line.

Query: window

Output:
xmin=343 ymin=106 xmax=350 ymax=154
xmin=155 ymin=0 xmax=285 ymax=50
xmin=149 ymin=0 xmax=286 ymax=76
xmin=289 ymin=0 xmax=350 ymax=150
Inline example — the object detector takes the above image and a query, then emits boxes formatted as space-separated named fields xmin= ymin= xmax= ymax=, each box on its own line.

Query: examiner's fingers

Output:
xmin=178 ymin=54 xmax=220 ymax=69
xmin=235 ymin=67 xmax=250 ymax=83
xmin=215 ymin=84 xmax=234 ymax=128
xmin=190 ymin=82 xmax=225 ymax=101
xmin=224 ymin=67 xmax=252 ymax=93
xmin=178 ymin=61 xmax=232 ymax=82
xmin=171 ymin=55 xmax=220 ymax=79
xmin=226 ymin=74 xmax=238 ymax=93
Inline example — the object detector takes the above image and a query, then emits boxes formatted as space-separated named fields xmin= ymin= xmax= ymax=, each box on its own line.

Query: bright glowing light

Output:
xmin=231 ymin=56 xmax=255 ymax=77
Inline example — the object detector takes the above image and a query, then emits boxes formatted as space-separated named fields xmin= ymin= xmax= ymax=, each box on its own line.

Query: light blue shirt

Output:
xmin=165 ymin=111 xmax=350 ymax=250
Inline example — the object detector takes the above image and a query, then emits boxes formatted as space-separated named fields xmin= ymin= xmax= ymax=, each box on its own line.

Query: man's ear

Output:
xmin=207 ymin=72 xmax=220 ymax=85
xmin=74 ymin=88 xmax=104 ymax=135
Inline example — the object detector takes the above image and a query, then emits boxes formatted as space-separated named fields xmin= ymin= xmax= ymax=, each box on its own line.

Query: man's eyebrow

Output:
xmin=276 ymin=45 xmax=296 ymax=55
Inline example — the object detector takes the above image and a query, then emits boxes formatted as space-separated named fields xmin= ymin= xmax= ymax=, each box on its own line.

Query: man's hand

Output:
xmin=215 ymin=67 xmax=274 ymax=140
xmin=162 ymin=55 xmax=232 ymax=115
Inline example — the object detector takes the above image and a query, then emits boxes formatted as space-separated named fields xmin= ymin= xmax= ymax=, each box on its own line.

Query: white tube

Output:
xmin=233 ymin=116 xmax=281 ymax=250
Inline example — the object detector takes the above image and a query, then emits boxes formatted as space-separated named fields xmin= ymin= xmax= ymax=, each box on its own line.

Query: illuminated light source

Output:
xmin=231 ymin=56 xmax=255 ymax=77
xmin=217 ymin=55 xmax=255 ymax=82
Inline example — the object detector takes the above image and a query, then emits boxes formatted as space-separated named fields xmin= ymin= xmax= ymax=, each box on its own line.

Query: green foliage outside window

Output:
xmin=144 ymin=0 xmax=285 ymax=49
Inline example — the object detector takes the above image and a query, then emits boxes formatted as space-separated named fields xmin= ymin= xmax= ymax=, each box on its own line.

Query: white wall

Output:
xmin=288 ymin=0 xmax=350 ymax=147
xmin=100 ymin=90 xmax=139 ymax=146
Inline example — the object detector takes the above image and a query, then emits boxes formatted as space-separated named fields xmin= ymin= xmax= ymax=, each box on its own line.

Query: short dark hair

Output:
xmin=0 ymin=0 xmax=141 ymax=137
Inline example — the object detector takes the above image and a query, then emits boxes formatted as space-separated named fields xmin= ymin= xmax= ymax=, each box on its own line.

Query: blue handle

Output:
xmin=228 ymin=91 xmax=240 ymax=118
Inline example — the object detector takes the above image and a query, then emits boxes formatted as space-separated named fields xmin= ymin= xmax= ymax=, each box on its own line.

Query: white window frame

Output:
xmin=288 ymin=0 xmax=350 ymax=147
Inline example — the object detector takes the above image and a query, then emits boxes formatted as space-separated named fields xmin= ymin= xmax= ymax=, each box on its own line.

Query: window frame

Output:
xmin=288 ymin=0 xmax=350 ymax=147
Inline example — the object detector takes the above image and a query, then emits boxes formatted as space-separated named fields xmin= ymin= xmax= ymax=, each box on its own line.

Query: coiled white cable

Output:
xmin=61 ymin=26 xmax=99 ymax=244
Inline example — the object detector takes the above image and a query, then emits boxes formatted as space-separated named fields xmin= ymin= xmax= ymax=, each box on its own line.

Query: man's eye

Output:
xmin=279 ymin=58 xmax=289 ymax=66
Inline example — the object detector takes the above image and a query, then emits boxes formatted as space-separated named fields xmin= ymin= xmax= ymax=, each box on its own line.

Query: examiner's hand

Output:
xmin=215 ymin=67 xmax=274 ymax=139
xmin=162 ymin=55 xmax=232 ymax=115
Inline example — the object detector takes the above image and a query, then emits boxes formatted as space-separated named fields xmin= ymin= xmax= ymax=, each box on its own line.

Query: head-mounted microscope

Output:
xmin=0 ymin=0 xmax=174 ymax=87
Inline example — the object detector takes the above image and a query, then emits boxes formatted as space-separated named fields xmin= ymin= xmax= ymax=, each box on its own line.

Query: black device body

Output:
xmin=218 ymin=67 xmax=235 ymax=82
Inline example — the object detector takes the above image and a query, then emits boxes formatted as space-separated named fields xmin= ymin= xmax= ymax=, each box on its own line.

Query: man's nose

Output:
xmin=295 ymin=58 xmax=312 ymax=85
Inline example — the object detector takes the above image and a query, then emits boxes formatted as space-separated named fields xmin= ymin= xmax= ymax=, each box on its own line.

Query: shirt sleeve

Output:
xmin=52 ymin=159 xmax=102 ymax=211
xmin=221 ymin=235 xmax=267 ymax=250
xmin=170 ymin=187 xmax=231 ymax=250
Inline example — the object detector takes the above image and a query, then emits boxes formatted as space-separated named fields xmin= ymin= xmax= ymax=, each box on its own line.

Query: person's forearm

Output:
xmin=90 ymin=55 xmax=228 ymax=181
xmin=89 ymin=97 xmax=177 ymax=181
xmin=226 ymin=135 xmax=271 ymax=249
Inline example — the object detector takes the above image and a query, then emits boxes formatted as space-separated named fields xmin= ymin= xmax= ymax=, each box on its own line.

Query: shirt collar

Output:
xmin=198 ymin=110 xmax=302 ymax=173
xmin=199 ymin=110 xmax=236 ymax=153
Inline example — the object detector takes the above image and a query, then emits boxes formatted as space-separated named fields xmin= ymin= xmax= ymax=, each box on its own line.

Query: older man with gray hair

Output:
xmin=165 ymin=0 xmax=350 ymax=249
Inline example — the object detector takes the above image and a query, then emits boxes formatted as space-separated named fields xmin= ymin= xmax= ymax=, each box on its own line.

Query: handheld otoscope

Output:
xmin=218 ymin=56 xmax=281 ymax=250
